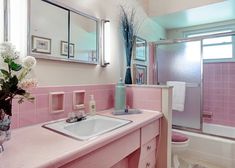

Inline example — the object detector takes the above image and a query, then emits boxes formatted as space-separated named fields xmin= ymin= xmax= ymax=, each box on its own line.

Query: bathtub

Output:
xmin=203 ymin=123 xmax=235 ymax=139
xmin=174 ymin=129 xmax=235 ymax=168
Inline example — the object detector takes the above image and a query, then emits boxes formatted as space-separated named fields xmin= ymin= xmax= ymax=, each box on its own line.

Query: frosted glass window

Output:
xmin=0 ymin=0 xmax=4 ymax=43
xmin=203 ymin=44 xmax=232 ymax=59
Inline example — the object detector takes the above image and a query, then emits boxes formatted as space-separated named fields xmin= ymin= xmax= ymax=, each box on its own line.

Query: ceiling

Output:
xmin=151 ymin=0 xmax=235 ymax=29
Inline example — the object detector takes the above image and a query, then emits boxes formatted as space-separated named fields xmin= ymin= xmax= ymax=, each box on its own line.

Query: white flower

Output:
xmin=18 ymin=79 xmax=37 ymax=90
xmin=0 ymin=42 xmax=19 ymax=60
xmin=22 ymin=56 xmax=36 ymax=69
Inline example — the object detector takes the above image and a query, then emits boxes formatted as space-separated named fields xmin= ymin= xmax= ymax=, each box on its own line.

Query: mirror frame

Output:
xmin=133 ymin=36 xmax=147 ymax=61
xmin=27 ymin=0 xmax=100 ymax=65
xmin=2 ymin=0 xmax=8 ymax=42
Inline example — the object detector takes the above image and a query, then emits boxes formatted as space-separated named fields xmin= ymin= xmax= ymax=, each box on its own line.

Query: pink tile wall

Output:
xmin=11 ymin=84 xmax=115 ymax=129
xmin=126 ymin=86 xmax=162 ymax=111
xmin=203 ymin=62 xmax=235 ymax=127
xmin=10 ymin=84 xmax=163 ymax=130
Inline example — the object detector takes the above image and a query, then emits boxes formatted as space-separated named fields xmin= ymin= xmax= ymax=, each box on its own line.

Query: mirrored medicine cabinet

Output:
xmin=29 ymin=0 xmax=99 ymax=64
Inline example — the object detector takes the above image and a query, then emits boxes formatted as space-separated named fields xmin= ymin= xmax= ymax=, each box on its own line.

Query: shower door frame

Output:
xmin=154 ymin=31 xmax=235 ymax=140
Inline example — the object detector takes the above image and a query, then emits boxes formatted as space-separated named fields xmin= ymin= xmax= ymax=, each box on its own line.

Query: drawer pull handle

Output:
xmin=146 ymin=162 xmax=151 ymax=167
xmin=147 ymin=145 xmax=151 ymax=150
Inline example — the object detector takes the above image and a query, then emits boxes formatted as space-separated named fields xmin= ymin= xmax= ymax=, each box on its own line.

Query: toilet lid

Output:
xmin=172 ymin=131 xmax=189 ymax=142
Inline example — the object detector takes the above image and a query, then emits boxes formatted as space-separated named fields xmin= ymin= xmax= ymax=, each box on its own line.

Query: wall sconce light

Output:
xmin=101 ymin=19 xmax=110 ymax=67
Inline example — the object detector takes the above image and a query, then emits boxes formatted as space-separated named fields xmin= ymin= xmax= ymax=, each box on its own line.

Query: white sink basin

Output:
xmin=42 ymin=115 xmax=132 ymax=140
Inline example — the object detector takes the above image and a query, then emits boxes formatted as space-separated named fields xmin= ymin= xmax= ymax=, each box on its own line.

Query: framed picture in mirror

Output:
xmin=60 ymin=41 xmax=75 ymax=57
xmin=133 ymin=36 xmax=147 ymax=61
xmin=32 ymin=35 xmax=51 ymax=54
xmin=133 ymin=64 xmax=147 ymax=84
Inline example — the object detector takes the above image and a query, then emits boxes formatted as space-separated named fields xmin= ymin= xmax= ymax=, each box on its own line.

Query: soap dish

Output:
xmin=113 ymin=109 xmax=142 ymax=115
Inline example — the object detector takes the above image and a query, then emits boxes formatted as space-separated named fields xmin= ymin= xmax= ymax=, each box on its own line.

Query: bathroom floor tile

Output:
xmin=177 ymin=155 xmax=225 ymax=168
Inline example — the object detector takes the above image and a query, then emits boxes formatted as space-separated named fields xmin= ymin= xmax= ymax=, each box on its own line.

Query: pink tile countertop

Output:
xmin=0 ymin=109 xmax=162 ymax=168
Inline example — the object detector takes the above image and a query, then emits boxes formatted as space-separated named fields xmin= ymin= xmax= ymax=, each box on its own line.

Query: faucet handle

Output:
xmin=68 ymin=112 xmax=76 ymax=119
xmin=125 ymin=105 xmax=130 ymax=113
xmin=78 ymin=110 xmax=86 ymax=117
xmin=66 ymin=111 xmax=87 ymax=123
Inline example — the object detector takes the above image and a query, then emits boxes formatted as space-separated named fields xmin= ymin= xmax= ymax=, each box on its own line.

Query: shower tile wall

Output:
xmin=203 ymin=62 xmax=235 ymax=127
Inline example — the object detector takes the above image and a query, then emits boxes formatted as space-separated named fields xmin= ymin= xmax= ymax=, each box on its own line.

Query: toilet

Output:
xmin=172 ymin=131 xmax=190 ymax=168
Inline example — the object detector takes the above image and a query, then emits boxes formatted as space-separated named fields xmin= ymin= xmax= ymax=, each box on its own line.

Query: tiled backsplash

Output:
xmin=10 ymin=84 xmax=163 ymax=130
xmin=11 ymin=84 xmax=115 ymax=129
xmin=203 ymin=62 xmax=235 ymax=127
xmin=126 ymin=86 xmax=162 ymax=111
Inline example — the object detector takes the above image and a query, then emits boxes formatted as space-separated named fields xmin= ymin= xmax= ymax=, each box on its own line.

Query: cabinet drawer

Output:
xmin=141 ymin=120 xmax=159 ymax=145
xmin=140 ymin=138 xmax=156 ymax=159
xmin=139 ymin=151 xmax=156 ymax=168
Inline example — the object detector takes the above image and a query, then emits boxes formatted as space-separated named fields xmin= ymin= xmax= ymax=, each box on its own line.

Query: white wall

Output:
xmin=148 ymin=0 xmax=224 ymax=17
xmin=32 ymin=0 xmax=165 ymax=86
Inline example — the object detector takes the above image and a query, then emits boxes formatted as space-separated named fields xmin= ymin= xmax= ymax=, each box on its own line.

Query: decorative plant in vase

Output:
xmin=0 ymin=42 xmax=37 ymax=151
xmin=120 ymin=6 xmax=138 ymax=84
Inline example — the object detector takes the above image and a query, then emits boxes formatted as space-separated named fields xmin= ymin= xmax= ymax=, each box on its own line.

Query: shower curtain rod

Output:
xmin=153 ymin=30 xmax=235 ymax=45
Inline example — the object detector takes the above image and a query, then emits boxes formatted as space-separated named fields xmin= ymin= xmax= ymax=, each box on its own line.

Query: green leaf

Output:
xmin=15 ymin=88 xmax=26 ymax=95
xmin=10 ymin=61 xmax=22 ymax=71
xmin=0 ymin=99 xmax=12 ymax=116
xmin=18 ymin=98 xmax=24 ymax=104
xmin=0 ymin=79 xmax=4 ymax=85
xmin=10 ymin=75 xmax=18 ymax=85
xmin=4 ymin=58 xmax=10 ymax=64
xmin=1 ymin=81 xmax=10 ymax=91
xmin=0 ymin=69 xmax=9 ymax=77
xmin=9 ymin=76 xmax=18 ymax=93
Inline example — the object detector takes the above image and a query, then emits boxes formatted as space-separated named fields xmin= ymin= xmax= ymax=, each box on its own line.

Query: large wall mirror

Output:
xmin=29 ymin=0 xmax=99 ymax=64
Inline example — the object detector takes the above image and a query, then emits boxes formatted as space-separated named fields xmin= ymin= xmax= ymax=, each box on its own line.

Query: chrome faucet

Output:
xmin=66 ymin=111 xmax=86 ymax=123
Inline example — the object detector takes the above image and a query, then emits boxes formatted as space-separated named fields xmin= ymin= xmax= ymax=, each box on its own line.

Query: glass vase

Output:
xmin=0 ymin=130 xmax=6 ymax=153
xmin=0 ymin=110 xmax=11 ymax=153
xmin=124 ymin=48 xmax=133 ymax=84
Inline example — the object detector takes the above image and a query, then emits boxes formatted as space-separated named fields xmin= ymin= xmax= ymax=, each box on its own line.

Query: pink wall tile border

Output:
xmin=126 ymin=86 xmax=162 ymax=111
xmin=11 ymin=84 xmax=115 ymax=130
xmin=10 ymin=84 xmax=163 ymax=130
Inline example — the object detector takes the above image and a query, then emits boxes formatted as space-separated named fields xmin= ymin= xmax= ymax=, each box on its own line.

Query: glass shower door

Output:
xmin=157 ymin=41 xmax=202 ymax=129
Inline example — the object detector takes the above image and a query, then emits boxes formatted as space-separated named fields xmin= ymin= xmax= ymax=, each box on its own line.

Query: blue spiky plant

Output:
xmin=120 ymin=6 xmax=138 ymax=84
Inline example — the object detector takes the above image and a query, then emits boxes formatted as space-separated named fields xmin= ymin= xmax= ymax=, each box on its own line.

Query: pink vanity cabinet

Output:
xmin=139 ymin=120 xmax=159 ymax=168
xmin=128 ymin=119 xmax=160 ymax=168
xmin=61 ymin=119 xmax=160 ymax=168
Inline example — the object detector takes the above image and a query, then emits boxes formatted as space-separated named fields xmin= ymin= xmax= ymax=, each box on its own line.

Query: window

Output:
xmin=0 ymin=0 xmax=27 ymax=56
xmin=0 ymin=0 xmax=4 ymax=43
xmin=9 ymin=0 xmax=28 ymax=57
xmin=187 ymin=30 xmax=234 ymax=61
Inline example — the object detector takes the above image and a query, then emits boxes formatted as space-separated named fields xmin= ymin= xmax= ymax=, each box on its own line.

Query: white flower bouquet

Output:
xmin=0 ymin=42 xmax=37 ymax=131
